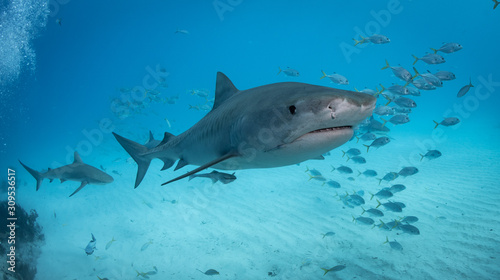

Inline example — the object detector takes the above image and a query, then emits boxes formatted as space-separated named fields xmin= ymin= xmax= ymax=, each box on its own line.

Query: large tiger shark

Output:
xmin=113 ymin=72 xmax=376 ymax=187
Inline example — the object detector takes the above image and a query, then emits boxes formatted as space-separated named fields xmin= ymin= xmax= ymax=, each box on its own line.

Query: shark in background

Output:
xmin=19 ymin=152 xmax=114 ymax=197
xmin=113 ymin=72 xmax=376 ymax=187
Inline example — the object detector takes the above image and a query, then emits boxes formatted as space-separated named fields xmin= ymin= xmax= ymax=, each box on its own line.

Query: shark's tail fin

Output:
xmin=19 ymin=161 xmax=44 ymax=191
xmin=113 ymin=132 xmax=153 ymax=188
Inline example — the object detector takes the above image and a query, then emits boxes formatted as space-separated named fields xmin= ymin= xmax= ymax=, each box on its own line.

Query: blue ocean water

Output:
xmin=1 ymin=0 xmax=500 ymax=279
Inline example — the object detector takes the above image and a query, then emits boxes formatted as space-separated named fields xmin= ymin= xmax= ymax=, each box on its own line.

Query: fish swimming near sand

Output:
xmin=113 ymin=72 xmax=376 ymax=187
xmin=188 ymin=170 xmax=236 ymax=184
xmin=19 ymin=152 xmax=114 ymax=197
xmin=85 ymin=233 xmax=97 ymax=255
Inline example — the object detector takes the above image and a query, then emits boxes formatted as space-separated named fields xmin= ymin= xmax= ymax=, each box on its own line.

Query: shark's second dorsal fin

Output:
xmin=213 ymin=72 xmax=239 ymax=110
xmin=159 ymin=132 xmax=175 ymax=147
xmin=148 ymin=131 xmax=155 ymax=143
xmin=73 ymin=152 xmax=83 ymax=164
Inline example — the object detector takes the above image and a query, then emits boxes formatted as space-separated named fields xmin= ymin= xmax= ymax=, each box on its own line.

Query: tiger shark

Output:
xmin=19 ymin=152 xmax=114 ymax=197
xmin=113 ymin=72 xmax=376 ymax=187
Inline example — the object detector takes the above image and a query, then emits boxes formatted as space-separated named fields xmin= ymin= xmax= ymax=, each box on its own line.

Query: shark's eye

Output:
xmin=289 ymin=105 xmax=296 ymax=115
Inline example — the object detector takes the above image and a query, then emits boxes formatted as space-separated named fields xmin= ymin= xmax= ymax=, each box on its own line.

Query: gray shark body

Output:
xmin=113 ymin=72 xmax=376 ymax=187
xmin=19 ymin=152 xmax=114 ymax=197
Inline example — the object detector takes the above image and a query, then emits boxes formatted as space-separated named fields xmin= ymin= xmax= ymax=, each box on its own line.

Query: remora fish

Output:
xmin=113 ymin=72 xmax=376 ymax=187
xmin=19 ymin=152 xmax=114 ymax=197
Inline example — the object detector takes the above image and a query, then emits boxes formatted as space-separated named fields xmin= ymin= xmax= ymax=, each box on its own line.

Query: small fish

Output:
xmin=341 ymin=193 xmax=365 ymax=207
xmin=326 ymin=180 xmax=341 ymax=188
xmin=376 ymin=200 xmax=402 ymax=212
xmin=386 ymin=84 xmax=410 ymax=95
xmin=331 ymin=165 xmax=353 ymax=174
xmin=406 ymin=86 xmax=420 ymax=96
xmin=371 ymin=189 xmax=393 ymax=200
xmin=401 ymin=216 xmax=419 ymax=224
xmin=136 ymin=270 xmax=151 ymax=279
xmin=356 ymin=132 xmax=377 ymax=142
xmin=397 ymin=224 xmax=420 ymax=235
xmin=378 ymin=172 xmax=399 ymax=185
xmin=353 ymin=216 xmax=375 ymax=225
xmin=188 ymin=170 xmax=236 ymax=184
xmin=382 ymin=114 xmax=410 ymax=126
xmin=412 ymin=53 xmax=445 ymax=65
xmin=197 ymin=269 xmax=220 ymax=275
xmin=175 ymin=29 xmax=189 ymax=34
xmin=413 ymin=68 xmax=443 ymax=87
xmin=430 ymin=42 xmax=462 ymax=54
xmin=358 ymin=169 xmax=377 ymax=177
xmin=394 ymin=107 xmax=412 ymax=114
xmin=321 ymin=231 xmax=336 ymax=238
xmin=374 ymin=106 xmax=395 ymax=116
xmin=85 ymin=233 xmax=97 ymax=255
xmin=277 ymin=67 xmax=299 ymax=77
xmin=97 ymin=276 xmax=109 ymax=280
xmin=105 ymin=237 xmax=116 ymax=250
xmin=112 ymin=170 xmax=122 ymax=176
xmin=494 ymin=0 xmax=500 ymax=9
xmin=420 ymin=150 xmax=442 ymax=161
xmin=434 ymin=71 xmax=456 ymax=81
xmin=412 ymin=78 xmax=436 ymax=90
xmin=342 ymin=148 xmax=361 ymax=157
xmin=143 ymin=200 xmax=153 ymax=209
xmin=398 ymin=167 xmax=419 ymax=177
xmin=364 ymin=137 xmax=390 ymax=152
xmin=353 ymin=34 xmax=390 ymax=45
xmin=308 ymin=174 xmax=327 ymax=182
xmin=320 ymin=70 xmax=349 ymax=85
xmin=390 ymin=184 xmax=406 ymax=193
xmin=55 ymin=18 xmax=62 ymax=25
xmin=361 ymin=207 xmax=384 ymax=217
xmin=320 ymin=265 xmax=346 ymax=276
xmin=384 ymin=236 xmax=403 ymax=251
xmin=141 ymin=240 xmax=153 ymax=251
xmin=165 ymin=118 xmax=172 ymax=128
xmin=433 ymin=117 xmax=460 ymax=129
xmin=381 ymin=60 xmax=412 ymax=82
xmin=305 ymin=166 xmax=322 ymax=176
xmin=457 ymin=78 xmax=474 ymax=97
xmin=100 ymin=165 xmax=106 ymax=171
xmin=386 ymin=96 xmax=417 ymax=108
xmin=346 ymin=155 xmax=366 ymax=164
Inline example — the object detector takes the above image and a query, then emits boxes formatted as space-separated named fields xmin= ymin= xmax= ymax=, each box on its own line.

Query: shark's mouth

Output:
xmin=307 ymin=125 xmax=352 ymax=134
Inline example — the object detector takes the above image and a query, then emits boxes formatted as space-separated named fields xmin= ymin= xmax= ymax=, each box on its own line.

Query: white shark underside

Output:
xmin=113 ymin=72 xmax=376 ymax=187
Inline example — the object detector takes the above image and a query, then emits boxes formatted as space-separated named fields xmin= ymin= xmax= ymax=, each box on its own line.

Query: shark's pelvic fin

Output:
xmin=161 ymin=153 xmax=238 ymax=186
xmin=112 ymin=132 xmax=151 ymax=188
xmin=19 ymin=161 xmax=44 ymax=191
xmin=174 ymin=159 xmax=189 ymax=171
xmin=73 ymin=152 xmax=83 ymax=164
xmin=69 ymin=181 xmax=88 ymax=197
xmin=213 ymin=72 xmax=239 ymax=110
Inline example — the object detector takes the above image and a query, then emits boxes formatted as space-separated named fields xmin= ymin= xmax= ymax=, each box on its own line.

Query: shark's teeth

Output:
xmin=309 ymin=126 xmax=352 ymax=133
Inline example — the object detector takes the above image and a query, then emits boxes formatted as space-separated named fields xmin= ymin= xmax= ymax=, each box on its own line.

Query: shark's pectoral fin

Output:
xmin=161 ymin=153 xmax=238 ymax=186
xmin=159 ymin=157 xmax=175 ymax=171
xmin=69 ymin=181 xmax=88 ymax=197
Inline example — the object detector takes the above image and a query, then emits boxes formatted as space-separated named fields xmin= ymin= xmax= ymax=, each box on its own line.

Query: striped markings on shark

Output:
xmin=19 ymin=152 xmax=114 ymax=197
xmin=113 ymin=72 xmax=376 ymax=188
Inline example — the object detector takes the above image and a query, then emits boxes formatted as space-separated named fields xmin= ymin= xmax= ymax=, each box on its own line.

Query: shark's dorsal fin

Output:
xmin=73 ymin=152 xmax=83 ymax=164
xmin=159 ymin=132 xmax=175 ymax=147
xmin=161 ymin=152 xmax=238 ymax=186
xmin=213 ymin=72 xmax=239 ymax=110
xmin=148 ymin=131 xmax=155 ymax=143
